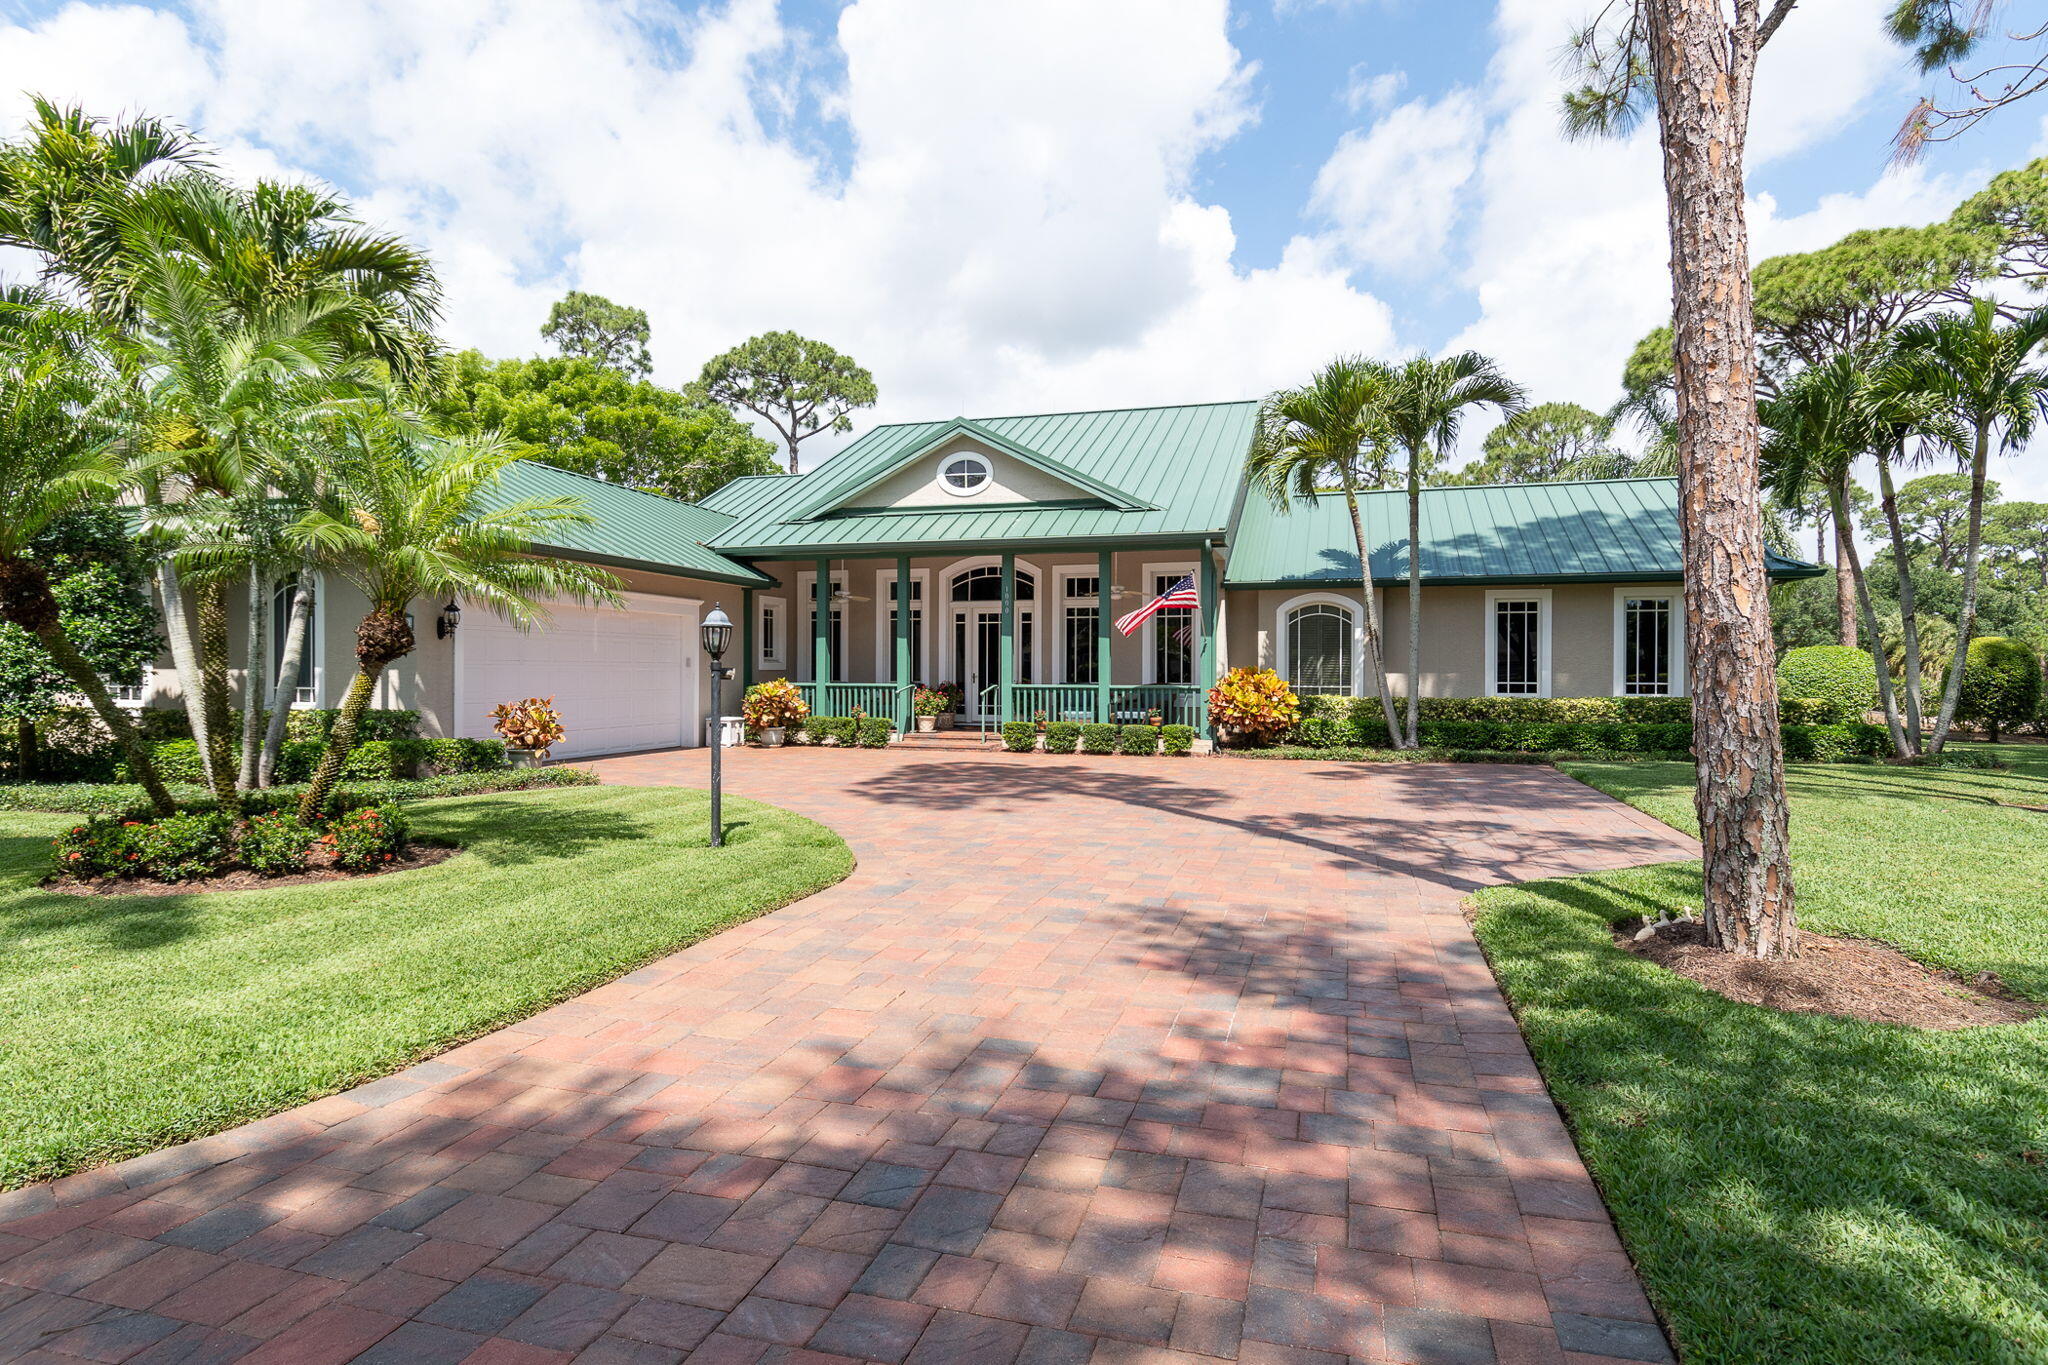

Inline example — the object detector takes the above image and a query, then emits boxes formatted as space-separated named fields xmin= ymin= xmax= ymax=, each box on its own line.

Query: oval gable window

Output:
xmin=939 ymin=452 xmax=991 ymax=496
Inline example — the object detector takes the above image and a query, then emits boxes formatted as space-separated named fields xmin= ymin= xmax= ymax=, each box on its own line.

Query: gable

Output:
xmin=837 ymin=433 xmax=1102 ymax=511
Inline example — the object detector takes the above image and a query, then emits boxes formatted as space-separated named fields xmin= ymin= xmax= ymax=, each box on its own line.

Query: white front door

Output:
xmin=952 ymin=607 xmax=1032 ymax=718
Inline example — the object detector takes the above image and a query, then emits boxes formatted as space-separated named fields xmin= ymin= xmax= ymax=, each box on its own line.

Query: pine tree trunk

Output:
xmin=195 ymin=578 xmax=237 ymax=806
xmin=1343 ymin=481 xmax=1403 ymax=744
xmin=239 ymin=568 xmax=266 ymax=790
xmin=259 ymin=570 xmax=315 ymax=787
xmin=1876 ymin=447 xmax=1925 ymax=752
xmin=1929 ymin=420 xmax=1991 ymax=752
xmin=1646 ymin=0 xmax=1797 ymax=957
xmin=1834 ymin=518 xmax=1857 ymax=648
xmin=1404 ymin=450 xmax=1423 ymax=750
xmin=155 ymin=561 xmax=212 ymax=782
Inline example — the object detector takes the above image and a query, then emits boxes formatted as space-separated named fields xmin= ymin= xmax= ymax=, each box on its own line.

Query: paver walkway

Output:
xmin=0 ymin=751 xmax=1696 ymax=1365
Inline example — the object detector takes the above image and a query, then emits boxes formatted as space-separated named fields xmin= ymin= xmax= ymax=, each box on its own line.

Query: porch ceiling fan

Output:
xmin=828 ymin=585 xmax=872 ymax=603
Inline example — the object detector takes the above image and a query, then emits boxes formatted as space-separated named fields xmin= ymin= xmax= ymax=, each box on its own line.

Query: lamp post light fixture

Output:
xmin=435 ymin=600 xmax=462 ymax=639
xmin=701 ymin=604 xmax=734 ymax=848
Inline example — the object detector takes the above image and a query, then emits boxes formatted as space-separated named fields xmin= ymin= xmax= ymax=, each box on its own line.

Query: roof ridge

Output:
xmin=511 ymin=457 xmax=719 ymax=512
xmin=1420 ymin=475 xmax=1678 ymax=493
xmin=850 ymin=398 xmax=1259 ymax=434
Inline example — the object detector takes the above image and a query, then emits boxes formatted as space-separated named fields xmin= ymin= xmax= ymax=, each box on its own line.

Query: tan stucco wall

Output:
xmin=849 ymin=435 xmax=1088 ymax=509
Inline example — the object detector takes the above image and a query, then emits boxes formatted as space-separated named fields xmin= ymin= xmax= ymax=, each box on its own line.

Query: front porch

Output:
xmin=741 ymin=549 xmax=1220 ymax=737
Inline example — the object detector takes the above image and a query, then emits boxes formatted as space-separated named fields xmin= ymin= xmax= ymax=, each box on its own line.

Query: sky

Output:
xmin=2 ymin=0 xmax=2046 ymax=498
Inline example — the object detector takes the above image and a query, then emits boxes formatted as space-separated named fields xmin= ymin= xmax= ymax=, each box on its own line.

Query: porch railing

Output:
xmin=805 ymin=681 xmax=1205 ymax=733
xmin=1110 ymin=686 xmax=1203 ymax=728
xmin=1010 ymin=685 xmax=1099 ymax=724
xmin=795 ymin=683 xmax=901 ymax=724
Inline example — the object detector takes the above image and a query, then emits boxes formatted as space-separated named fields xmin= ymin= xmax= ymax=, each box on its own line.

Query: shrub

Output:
xmin=743 ymin=678 xmax=809 ymax=733
xmin=490 ymin=696 xmax=565 ymax=755
xmin=1160 ymin=724 xmax=1196 ymax=756
xmin=49 ymin=819 xmax=137 ymax=880
xmin=285 ymin=709 xmax=419 ymax=742
xmin=1207 ymin=667 xmax=1301 ymax=746
xmin=1000 ymin=721 xmax=1036 ymax=752
xmin=1118 ymin=724 xmax=1160 ymax=755
xmin=141 ymin=739 xmax=206 ymax=784
xmin=420 ymin=737 xmax=508 ymax=774
xmin=321 ymin=805 xmax=410 ymax=872
xmin=855 ymin=717 xmax=893 ymax=748
xmin=129 ymin=812 xmax=235 ymax=883
xmin=1780 ymin=722 xmax=1892 ymax=763
xmin=1080 ymin=723 xmax=1118 ymax=755
xmin=1955 ymin=636 xmax=2042 ymax=741
xmin=1777 ymin=645 xmax=1878 ymax=720
xmin=340 ymin=738 xmax=431 ymax=780
xmin=239 ymin=812 xmax=317 ymax=877
xmin=821 ymin=716 xmax=856 ymax=744
xmin=1044 ymin=721 xmax=1082 ymax=754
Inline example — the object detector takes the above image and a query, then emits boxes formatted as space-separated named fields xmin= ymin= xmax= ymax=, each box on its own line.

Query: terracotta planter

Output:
xmin=916 ymin=715 xmax=937 ymax=732
xmin=757 ymin=727 xmax=786 ymax=747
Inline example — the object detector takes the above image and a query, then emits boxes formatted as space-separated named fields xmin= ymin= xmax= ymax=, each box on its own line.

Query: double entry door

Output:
xmin=953 ymin=606 xmax=1032 ymax=719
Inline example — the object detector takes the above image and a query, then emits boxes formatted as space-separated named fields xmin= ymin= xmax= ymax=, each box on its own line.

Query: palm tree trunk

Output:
xmin=1875 ymin=446 xmax=1924 ymax=753
xmin=195 ymin=578 xmax=238 ymax=806
xmin=238 ymin=567 xmax=266 ymax=789
xmin=297 ymin=663 xmax=380 ymax=822
xmin=1830 ymin=482 xmax=1905 ymax=756
xmin=1929 ymin=419 xmax=1991 ymax=752
xmin=1646 ymin=0 xmax=1797 ymax=957
xmin=259 ymin=569 xmax=314 ymax=787
xmin=1834 ymin=518 xmax=1857 ymax=648
xmin=155 ymin=561 xmax=212 ymax=782
xmin=1404 ymin=448 xmax=1422 ymax=749
xmin=1342 ymin=481 xmax=1403 ymax=745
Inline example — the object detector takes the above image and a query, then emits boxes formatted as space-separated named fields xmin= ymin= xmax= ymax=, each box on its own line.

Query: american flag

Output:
xmin=1115 ymin=575 xmax=1198 ymax=637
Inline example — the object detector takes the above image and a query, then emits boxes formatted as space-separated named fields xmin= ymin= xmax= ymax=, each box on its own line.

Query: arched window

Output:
xmin=950 ymin=565 xmax=1035 ymax=601
xmin=1285 ymin=601 xmax=1353 ymax=696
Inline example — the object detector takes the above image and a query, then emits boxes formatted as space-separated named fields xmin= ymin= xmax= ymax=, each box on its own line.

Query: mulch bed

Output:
xmin=1621 ymin=920 xmax=2045 ymax=1029
xmin=45 ymin=843 xmax=459 ymax=897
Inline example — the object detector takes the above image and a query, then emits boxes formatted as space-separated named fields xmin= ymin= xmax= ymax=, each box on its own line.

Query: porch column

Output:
xmin=1198 ymin=542 xmax=1218 ymax=737
xmin=813 ymin=556 xmax=832 ymax=706
xmin=999 ymin=551 xmax=1016 ymax=725
xmin=1096 ymin=549 xmax=1113 ymax=724
xmin=741 ymin=586 xmax=755 ymax=693
xmin=895 ymin=554 xmax=912 ymax=732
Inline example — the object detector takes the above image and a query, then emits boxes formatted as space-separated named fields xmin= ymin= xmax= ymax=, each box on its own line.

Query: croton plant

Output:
xmin=490 ymin=696 xmax=567 ymax=755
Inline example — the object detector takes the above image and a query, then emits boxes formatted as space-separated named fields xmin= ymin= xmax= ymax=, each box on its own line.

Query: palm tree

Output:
xmin=1884 ymin=298 xmax=2048 ymax=751
xmin=1380 ymin=354 xmax=1526 ymax=749
xmin=1247 ymin=358 xmax=1404 ymax=742
xmin=0 ymin=292 xmax=176 ymax=814
xmin=1760 ymin=356 xmax=1912 ymax=756
xmin=285 ymin=414 xmax=621 ymax=821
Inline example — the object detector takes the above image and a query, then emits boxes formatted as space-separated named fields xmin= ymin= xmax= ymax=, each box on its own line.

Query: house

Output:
xmin=134 ymin=401 xmax=1821 ymax=759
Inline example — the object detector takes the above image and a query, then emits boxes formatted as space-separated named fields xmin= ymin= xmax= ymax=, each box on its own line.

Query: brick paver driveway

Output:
xmin=0 ymin=751 xmax=1696 ymax=1365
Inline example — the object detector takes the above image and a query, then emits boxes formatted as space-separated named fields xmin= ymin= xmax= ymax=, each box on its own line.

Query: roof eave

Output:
xmin=528 ymin=544 xmax=775 ymax=588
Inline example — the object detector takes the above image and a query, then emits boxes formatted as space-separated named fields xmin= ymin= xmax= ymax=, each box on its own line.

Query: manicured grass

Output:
xmin=0 ymin=786 xmax=851 ymax=1189
xmin=1472 ymin=744 xmax=2048 ymax=1364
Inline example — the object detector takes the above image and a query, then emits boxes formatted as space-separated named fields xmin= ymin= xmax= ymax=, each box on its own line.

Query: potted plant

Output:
xmin=1205 ymin=667 xmax=1301 ymax=748
xmin=912 ymin=685 xmax=949 ymax=732
xmin=1146 ymin=705 xmax=1164 ymax=728
xmin=1034 ymin=709 xmax=1048 ymax=735
xmin=742 ymin=678 xmax=807 ymax=747
xmin=490 ymin=696 xmax=565 ymax=766
xmin=935 ymin=681 xmax=964 ymax=729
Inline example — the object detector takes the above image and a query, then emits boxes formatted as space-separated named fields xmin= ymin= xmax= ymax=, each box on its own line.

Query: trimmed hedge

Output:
xmin=1776 ymin=646 xmax=1878 ymax=719
xmin=1956 ymin=636 xmax=2042 ymax=741
xmin=855 ymin=717 xmax=893 ymax=748
xmin=1080 ymin=723 xmax=1118 ymax=755
xmin=0 ymin=765 xmax=600 ymax=821
xmin=797 ymin=715 xmax=890 ymax=746
xmin=1160 ymin=724 xmax=1196 ymax=756
xmin=1000 ymin=721 xmax=1036 ymax=752
xmin=1045 ymin=721 xmax=1082 ymax=754
xmin=1118 ymin=724 xmax=1160 ymax=755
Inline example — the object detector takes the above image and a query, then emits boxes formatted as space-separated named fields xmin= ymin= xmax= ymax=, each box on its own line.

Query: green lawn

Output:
xmin=0 ymin=786 xmax=852 ymax=1189
xmin=1472 ymin=745 xmax=2048 ymax=1365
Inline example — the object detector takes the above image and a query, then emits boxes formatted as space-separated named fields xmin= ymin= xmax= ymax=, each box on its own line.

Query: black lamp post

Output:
xmin=701 ymin=605 xmax=734 ymax=848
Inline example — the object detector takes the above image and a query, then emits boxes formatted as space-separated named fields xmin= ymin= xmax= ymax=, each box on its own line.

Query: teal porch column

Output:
xmin=895 ymin=554 xmax=913 ymax=732
xmin=999 ymin=551 xmax=1016 ymax=725
xmin=1198 ymin=542 xmax=1218 ymax=737
xmin=741 ymin=586 xmax=755 ymax=693
xmin=813 ymin=557 xmax=832 ymax=705
xmin=1095 ymin=549 xmax=1113 ymax=723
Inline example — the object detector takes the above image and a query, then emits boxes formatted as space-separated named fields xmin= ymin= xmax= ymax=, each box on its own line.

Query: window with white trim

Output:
xmin=886 ymin=576 xmax=925 ymax=683
xmin=1150 ymin=572 xmax=1194 ymax=685
xmin=1285 ymin=603 xmax=1353 ymax=696
xmin=106 ymin=667 xmax=151 ymax=706
xmin=1618 ymin=594 xmax=1680 ymax=696
xmin=757 ymin=595 xmax=786 ymax=668
xmin=271 ymin=577 xmax=319 ymax=706
xmin=938 ymin=452 xmax=991 ymax=495
xmin=803 ymin=575 xmax=845 ymax=683
xmin=1490 ymin=595 xmax=1544 ymax=696
xmin=1061 ymin=574 xmax=1099 ymax=685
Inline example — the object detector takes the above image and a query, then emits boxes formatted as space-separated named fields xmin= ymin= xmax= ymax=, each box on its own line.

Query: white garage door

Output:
xmin=456 ymin=593 xmax=700 ymax=759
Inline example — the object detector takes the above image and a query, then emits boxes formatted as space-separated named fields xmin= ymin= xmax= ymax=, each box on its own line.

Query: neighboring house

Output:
xmin=131 ymin=400 xmax=1822 ymax=759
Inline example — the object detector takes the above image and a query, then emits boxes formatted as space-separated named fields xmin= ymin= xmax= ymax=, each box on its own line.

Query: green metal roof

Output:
xmin=706 ymin=400 xmax=1258 ymax=556
xmin=491 ymin=460 xmax=773 ymax=586
xmin=1225 ymin=477 xmax=1825 ymax=587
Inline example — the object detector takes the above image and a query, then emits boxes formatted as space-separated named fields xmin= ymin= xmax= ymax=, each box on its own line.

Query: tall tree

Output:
xmin=0 ymin=294 xmax=176 ymax=813
xmin=696 ymin=331 xmax=876 ymax=474
xmin=1448 ymin=401 xmax=1630 ymax=485
xmin=1380 ymin=353 xmax=1525 ymax=750
xmin=1883 ymin=297 xmax=2048 ymax=751
xmin=1984 ymin=499 xmax=2048 ymax=590
xmin=1564 ymin=0 xmax=1800 ymax=958
xmin=1246 ymin=358 xmax=1404 ymax=743
xmin=1885 ymin=471 xmax=1986 ymax=572
xmin=541 ymin=290 xmax=651 ymax=378
xmin=285 ymin=416 xmax=621 ymax=821
xmin=425 ymin=351 xmax=778 ymax=501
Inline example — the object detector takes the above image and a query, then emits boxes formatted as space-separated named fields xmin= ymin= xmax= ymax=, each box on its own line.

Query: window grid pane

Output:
xmin=1494 ymin=599 xmax=1540 ymax=695
xmin=1064 ymin=607 xmax=1098 ymax=684
xmin=1623 ymin=597 xmax=1674 ymax=695
xmin=1287 ymin=604 xmax=1352 ymax=696
xmin=1152 ymin=574 xmax=1193 ymax=684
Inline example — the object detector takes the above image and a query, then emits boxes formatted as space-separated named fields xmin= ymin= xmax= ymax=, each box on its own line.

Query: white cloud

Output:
xmin=1309 ymin=89 xmax=1483 ymax=274
xmin=1343 ymin=66 xmax=1407 ymax=114
xmin=0 ymin=0 xmax=1400 ymax=465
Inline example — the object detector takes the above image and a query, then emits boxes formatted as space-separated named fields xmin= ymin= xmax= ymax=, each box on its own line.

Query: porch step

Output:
xmin=895 ymin=728 xmax=996 ymax=749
